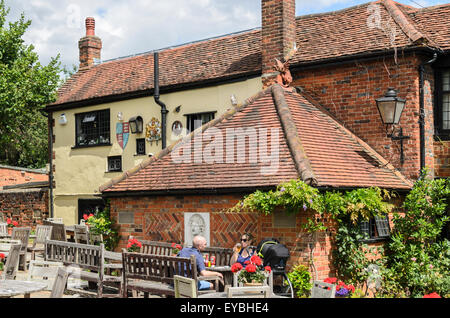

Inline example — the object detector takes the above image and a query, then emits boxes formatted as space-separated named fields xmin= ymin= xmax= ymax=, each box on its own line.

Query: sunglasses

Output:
xmin=241 ymin=238 xmax=248 ymax=242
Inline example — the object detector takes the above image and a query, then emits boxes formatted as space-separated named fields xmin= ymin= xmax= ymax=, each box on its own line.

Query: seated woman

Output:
xmin=230 ymin=233 xmax=255 ymax=266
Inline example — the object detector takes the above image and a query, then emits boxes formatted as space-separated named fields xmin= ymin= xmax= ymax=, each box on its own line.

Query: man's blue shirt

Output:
xmin=178 ymin=247 xmax=206 ymax=273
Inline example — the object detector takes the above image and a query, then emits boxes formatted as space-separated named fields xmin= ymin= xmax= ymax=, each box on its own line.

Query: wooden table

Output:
xmin=208 ymin=266 xmax=233 ymax=286
xmin=0 ymin=280 xmax=47 ymax=298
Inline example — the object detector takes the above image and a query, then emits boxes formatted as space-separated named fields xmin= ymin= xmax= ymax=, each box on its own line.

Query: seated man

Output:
xmin=178 ymin=235 xmax=223 ymax=290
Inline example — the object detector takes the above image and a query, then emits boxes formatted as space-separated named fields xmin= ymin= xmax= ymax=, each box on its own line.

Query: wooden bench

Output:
xmin=44 ymin=239 xmax=121 ymax=298
xmin=139 ymin=240 xmax=234 ymax=266
xmin=121 ymin=251 xmax=197 ymax=298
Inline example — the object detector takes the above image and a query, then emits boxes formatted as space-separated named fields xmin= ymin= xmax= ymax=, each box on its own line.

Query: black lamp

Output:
xmin=129 ymin=116 xmax=143 ymax=134
xmin=375 ymin=88 xmax=409 ymax=164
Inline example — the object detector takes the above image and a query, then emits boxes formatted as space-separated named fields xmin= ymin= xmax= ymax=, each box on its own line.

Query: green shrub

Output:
xmin=286 ymin=264 xmax=312 ymax=298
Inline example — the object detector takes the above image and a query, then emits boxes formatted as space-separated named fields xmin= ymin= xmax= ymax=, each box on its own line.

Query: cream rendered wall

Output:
xmin=52 ymin=77 xmax=262 ymax=224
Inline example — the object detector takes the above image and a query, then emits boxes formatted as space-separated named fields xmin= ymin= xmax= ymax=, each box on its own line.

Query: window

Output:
xmin=360 ymin=216 xmax=391 ymax=241
xmin=75 ymin=109 xmax=110 ymax=147
xmin=436 ymin=68 xmax=450 ymax=138
xmin=185 ymin=111 xmax=216 ymax=133
xmin=107 ymin=156 xmax=122 ymax=172
xmin=136 ymin=138 xmax=146 ymax=155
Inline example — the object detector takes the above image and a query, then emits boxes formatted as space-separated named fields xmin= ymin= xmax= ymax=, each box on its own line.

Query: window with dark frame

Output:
xmin=436 ymin=67 xmax=450 ymax=137
xmin=75 ymin=109 xmax=110 ymax=147
xmin=185 ymin=112 xmax=216 ymax=133
xmin=136 ymin=138 xmax=146 ymax=155
xmin=360 ymin=215 xmax=391 ymax=240
xmin=107 ymin=156 xmax=122 ymax=172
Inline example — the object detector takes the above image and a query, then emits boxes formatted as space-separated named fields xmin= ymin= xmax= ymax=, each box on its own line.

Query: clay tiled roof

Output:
xmin=100 ymin=84 xmax=412 ymax=193
xmin=48 ymin=1 xmax=450 ymax=109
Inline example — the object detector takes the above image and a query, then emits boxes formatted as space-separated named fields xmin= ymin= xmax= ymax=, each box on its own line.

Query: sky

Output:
xmin=5 ymin=0 xmax=449 ymax=72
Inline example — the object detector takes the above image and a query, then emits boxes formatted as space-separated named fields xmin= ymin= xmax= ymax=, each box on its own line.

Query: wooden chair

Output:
xmin=28 ymin=225 xmax=53 ymax=261
xmin=0 ymin=223 xmax=7 ymax=237
xmin=50 ymin=266 xmax=69 ymax=298
xmin=226 ymin=285 xmax=271 ymax=298
xmin=310 ymin=281 xmax=336 ymax=298
xmin=89 ymin=232 xmax=103 ymax=246
xmin=74 ymin=225 xmax=89 ymax=244
xmin=1 ymin=243 xmax=21 ymax=280
xmin=174 ymin=275 xmax=198 ymax=298
xmin=43 ymin=220 xmax=67 ymax=242
xmin=28 ymin=260 xmax=64 ymax=290
xmin=11 ymin=227 xmax=31 ymax=271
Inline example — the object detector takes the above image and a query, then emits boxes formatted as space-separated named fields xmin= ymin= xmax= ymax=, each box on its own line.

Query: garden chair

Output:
xmin=74 ymin=225 xmax=89 ymax=244
xmin=174 ymin=275 xmax=198 ymax=298
xmin=226 ymin=286 xmax=271 ymax=298
xmin=44 ymin=220 xmax=67 ymax=242
xmin=27 ymin=260 xmax=64 ymax=290
xmin=11 ymin=227 xmax=31 ymax=270
xmin=28 ymin=225 xmax=53 ymax=261
xmin=89 ymin=232 xmax=103 ymax=245
xmin=310 ymin=280 xmax=336 ymax=298
xmin=1 ymin=243 xmax=21 ymax=280
xmin=0 ymin=223 xmax=7 ymax=237
xmin=50 ymin=266 xmax=69 ymax=298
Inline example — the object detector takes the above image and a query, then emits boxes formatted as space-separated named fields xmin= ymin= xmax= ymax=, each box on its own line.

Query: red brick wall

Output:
xmin=0 ymin=188 xmax=48 ymax=228
xmin=0 ymin=168 xmax=48 ymax=188
xmin=291 ymin=53 xmax=436 ymax=180
xmin=110 ymin=194 xmax=338 ymax=279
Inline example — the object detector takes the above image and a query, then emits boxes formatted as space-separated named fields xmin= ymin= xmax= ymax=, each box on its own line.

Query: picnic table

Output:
xmin=207 ymin=266 xmax=233 ymax=286
xmin=0 ymin=280 xmax=47 ymax=298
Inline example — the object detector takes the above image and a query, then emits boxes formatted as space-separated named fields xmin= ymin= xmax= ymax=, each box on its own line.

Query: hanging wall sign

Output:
xmin=145 ymin=117 xmax=162 ymax=145
xmin=116 ymin=122 xmax=130 ymax=149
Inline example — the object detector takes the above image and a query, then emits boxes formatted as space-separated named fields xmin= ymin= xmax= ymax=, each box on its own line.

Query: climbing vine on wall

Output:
xmin=228 ymin=179 xmax=395 ymax=284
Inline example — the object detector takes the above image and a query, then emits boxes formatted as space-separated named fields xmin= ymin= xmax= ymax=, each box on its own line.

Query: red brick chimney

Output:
xmin=261 ymin=0 xmax=296 ymax=88
xmin=79 ymin=17 xmax=102 ymax=70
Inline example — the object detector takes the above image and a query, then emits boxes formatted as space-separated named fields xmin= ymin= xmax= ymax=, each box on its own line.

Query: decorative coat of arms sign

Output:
xmin=116 ymin=122 xmax=130 ymax=149
xmin=145 ymin=117 xmax=162 ymax=145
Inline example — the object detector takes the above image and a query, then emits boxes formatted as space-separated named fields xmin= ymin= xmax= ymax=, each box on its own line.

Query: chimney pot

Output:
xmin=85 ymin=17 xmax=96 ymax=36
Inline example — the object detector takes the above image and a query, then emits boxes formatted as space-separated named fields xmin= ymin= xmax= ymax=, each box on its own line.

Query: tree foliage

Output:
xmin=0 ymin=0 xmax=61 ymax=168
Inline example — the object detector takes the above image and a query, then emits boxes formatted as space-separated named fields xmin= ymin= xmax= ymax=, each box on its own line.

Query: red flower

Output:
xmin=12 ymin=221 xmax=18 ymax=227
xmin=171 ymin=243 xmax=176 ymax=248
xmin=264 ymin=266 xmax=271 ymax=273
xmin=324 ymin=277 xmax=337 ymax=284
xmin=89 ymin=214 xmax=94 ymax=218
xmin=6 ymin=218 xmax=11 ymax=224
xmin=423 ymin=292 xmax=441 ymax=298
xmin=250 ymin=255 xmax=262 ymax=266
xmin=83 ymin=214 xmax=88 ymax=220
xmin=231 ymin=263 xmax=243 ymax=273
xmin=244 ymin=260 xmax=250 ymax=265
xmin=347 ymin=284 xmax=355 ymax=293
xmin=176 ymin=244 xmax=182 ymax=250
xmin=0 ymin=253 xmax=5 ymax=259
xmin=245 ymin=263 xmax=257 ymax=273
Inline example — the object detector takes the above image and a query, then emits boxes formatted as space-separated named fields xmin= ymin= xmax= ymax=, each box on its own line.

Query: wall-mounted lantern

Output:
xmin=129 ymin=116 xmax=143 ymax=134
xmin=59 ymin=113 xmax=68 ymax=125
xmin=375 ymin=88 xmax=410 ymax=164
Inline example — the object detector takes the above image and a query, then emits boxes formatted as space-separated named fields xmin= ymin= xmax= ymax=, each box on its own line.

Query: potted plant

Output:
xmin=231 ymin=255 xmax=271 ymax=286
xmin=127 ymin=238 xmax=142 ymax=252
xmin=324 ymin=277 xmax=355 ymax=298
xmin=6 ymin=218 xmax=18 ymax=235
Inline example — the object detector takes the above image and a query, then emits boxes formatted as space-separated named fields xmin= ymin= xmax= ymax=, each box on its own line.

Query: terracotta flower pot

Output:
xmin=7 ymin=227 xmax=12 ymax=235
